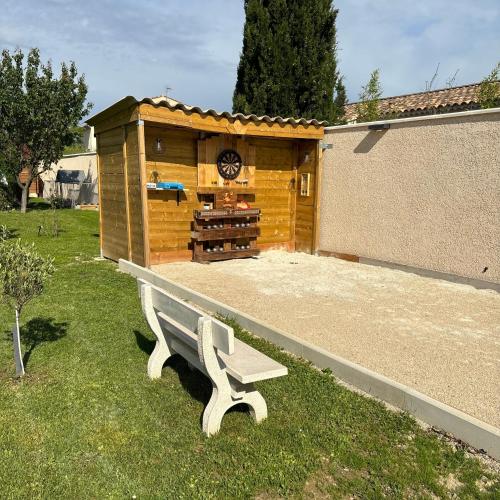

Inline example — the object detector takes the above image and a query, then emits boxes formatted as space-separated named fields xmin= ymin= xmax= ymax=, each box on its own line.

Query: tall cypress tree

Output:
xmin=233 ymin=0 xmax=346 ymax=123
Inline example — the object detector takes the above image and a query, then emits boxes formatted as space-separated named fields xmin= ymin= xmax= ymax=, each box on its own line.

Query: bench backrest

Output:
xmin=138 ymin=279 xmax=235 ymax=355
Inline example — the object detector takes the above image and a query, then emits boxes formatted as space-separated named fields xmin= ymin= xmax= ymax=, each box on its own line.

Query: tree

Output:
xmin=356 ymin=69 xmax=382 ymax=123
xmin=477 ymin=62 xmax=500 ymax=109
xmin=0 ymin=240 xmax=54 ymax=376
xmin=0 ymin=48 xmax=91 ymax=212
xmin=233 ymin=0 xmax=345 ymax=123
xmin=332 ymin=77 xmax=347 ymax=124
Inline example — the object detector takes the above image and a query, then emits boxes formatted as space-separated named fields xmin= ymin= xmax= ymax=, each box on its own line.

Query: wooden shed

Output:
xmin=87 ymin=96 xmax=325 ymax=267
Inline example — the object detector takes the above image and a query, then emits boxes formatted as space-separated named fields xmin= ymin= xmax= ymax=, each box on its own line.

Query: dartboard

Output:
xmin=217 ymin=150 xmax=242 ymax=180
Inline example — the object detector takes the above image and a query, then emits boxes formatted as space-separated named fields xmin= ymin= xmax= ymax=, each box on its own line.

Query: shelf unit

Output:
xmin=192 ymin=208 xmax=261 ymax=263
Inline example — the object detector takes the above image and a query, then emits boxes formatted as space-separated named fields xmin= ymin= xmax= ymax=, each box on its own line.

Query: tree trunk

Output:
xmin=13 ymin=309 xmax=25 ymax=377
xmin=20 ymin=184 xmax=30 ymax=213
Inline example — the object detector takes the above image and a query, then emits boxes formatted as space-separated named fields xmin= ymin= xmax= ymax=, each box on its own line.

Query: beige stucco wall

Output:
xmin=320 ymin=108 xmax=500 ymax=283
xmin=40 ymin=152 xmax=98 ymax=205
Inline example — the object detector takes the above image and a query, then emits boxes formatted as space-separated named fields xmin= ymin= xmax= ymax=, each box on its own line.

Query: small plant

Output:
xmin=37 ymin=194 xmax=64 ymax=237
xmin=48 ymin=193 xmax=66 ymax=210
xmin=478 ymin=62 xmax=500 ymax=109
xmin=0 ymin=185 xmax=14 ymax=211
xmin=0 ymin=224 xmax=11 ymax=241
xmin=0 ymin=240 xmax=54 ymax=376
xmin=356 ymin=69 xmax=383 ymax=123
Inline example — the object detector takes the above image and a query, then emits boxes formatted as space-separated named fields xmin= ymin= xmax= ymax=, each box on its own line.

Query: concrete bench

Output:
xmin=138 ymin=279 xmax=288 ymax=436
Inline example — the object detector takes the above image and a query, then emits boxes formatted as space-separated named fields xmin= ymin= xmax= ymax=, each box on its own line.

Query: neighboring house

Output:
xmin=344 ymin=83 xmax=484 ymax=123
xmin=40 ymin=125 xmax=98 ymax=205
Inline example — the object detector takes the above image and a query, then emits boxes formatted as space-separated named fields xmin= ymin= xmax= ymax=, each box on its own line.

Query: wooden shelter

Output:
xmin=87 ymin=96 xmax=325 ymax=267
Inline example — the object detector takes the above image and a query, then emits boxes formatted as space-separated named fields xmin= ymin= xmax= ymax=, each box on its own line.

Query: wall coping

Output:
xmin=61 ymin=151 xmax=97 ymax=159
xmin=325 ymin=106 xmax=500 ymax=132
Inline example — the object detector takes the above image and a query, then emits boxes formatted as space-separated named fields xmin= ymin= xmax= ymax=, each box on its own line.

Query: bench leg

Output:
xmin=244 ymin=390 xmax=268 ymax=423
xmin=203 ymin=389 xmax=231 ymax=437
xmin=202 ymin=386 xmax=268 ymax=436
xmin=147 ymin=336 xmax=172 ymax=379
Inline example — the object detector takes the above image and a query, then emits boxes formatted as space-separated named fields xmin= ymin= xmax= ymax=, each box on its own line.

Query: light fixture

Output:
xmin=155 ymin=138 xmax=163 ymax=152
xmin=368 ymin=123 xmax=390 ymax=131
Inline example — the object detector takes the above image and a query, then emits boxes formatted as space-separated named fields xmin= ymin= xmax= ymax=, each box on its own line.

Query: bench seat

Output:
xmin=139 ymin=278 xmax=288 ymax=435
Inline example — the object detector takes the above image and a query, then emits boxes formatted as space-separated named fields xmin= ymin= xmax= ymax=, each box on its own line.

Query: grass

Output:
xmin=0 ymin=209 xmax=498 ymax=498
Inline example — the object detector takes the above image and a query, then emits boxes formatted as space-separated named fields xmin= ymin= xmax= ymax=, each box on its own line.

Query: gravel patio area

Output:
xmin=153 ymin=251 xmax=500 ymax=428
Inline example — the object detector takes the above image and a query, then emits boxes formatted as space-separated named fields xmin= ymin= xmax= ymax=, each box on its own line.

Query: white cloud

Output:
xmin=336 ymin=0 xmax=500 ymax=101
xmin=0 ymin=0 xmax=498 ymax=112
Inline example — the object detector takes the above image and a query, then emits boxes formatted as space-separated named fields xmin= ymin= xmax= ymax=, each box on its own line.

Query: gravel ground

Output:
xmin=153 ymin=251 xmax=500 ymax=428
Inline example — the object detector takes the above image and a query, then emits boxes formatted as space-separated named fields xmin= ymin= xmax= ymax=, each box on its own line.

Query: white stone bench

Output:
xmin=138 ymin=279 xmax=288 ymax=436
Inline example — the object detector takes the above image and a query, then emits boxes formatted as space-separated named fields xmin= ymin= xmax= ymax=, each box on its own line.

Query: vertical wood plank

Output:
xmin=290 ymin=141 xmax=299 ymax=250
xmin=122 ymin=126 xmax=132 ymax=261
xmin=138 ymin=120 xmax=151 ymax=267
xmin=312 ymin=141 xmax=322 ymax=254
xmin=96 ymin=134 xmax=104 ymax=258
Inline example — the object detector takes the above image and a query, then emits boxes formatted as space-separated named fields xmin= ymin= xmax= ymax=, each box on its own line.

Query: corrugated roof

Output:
xmin=87 ymin=95 xmax=327 ymax=127
xmin=344 ymin=83 xmax=488 ymax=121
xmin=141 ymin=95 xmax=327 ymax=126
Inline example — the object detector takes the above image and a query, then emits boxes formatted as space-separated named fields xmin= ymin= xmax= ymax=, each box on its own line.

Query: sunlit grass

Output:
xmin=0 ymin=209 xmax=498 ymax=498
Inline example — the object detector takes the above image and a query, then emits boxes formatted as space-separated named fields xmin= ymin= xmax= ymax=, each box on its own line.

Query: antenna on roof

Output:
xmin=162 ymin=86 xmax=173 ymax=98
xmin=446 ymin=69 xmax=460 ymax=88
xmin=425 ymin=63 xmax=440 ymax=92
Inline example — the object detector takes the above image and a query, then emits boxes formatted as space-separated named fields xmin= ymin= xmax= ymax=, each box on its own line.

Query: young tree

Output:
xmin=478 ymin=62 xmax=500 ymax=109
xmin=0 ymin=240 xmax=54 ymax=376
xmin=0 ymin=48 xmax=91 ymax=212
xmin=332 ymin=77 xmax=347 ymax=124
xmin=233 ymin=0 xmax=344 ymax=123
xmin=356 ymin=69 xmax=382 ymax=123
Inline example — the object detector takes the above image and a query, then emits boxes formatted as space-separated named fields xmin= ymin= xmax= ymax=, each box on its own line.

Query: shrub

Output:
xmin=0 ymin=240 xmax=55 ymax=376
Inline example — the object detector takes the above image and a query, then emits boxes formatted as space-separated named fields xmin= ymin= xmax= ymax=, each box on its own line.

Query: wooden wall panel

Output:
xmin=294 ymin=141 xmax=317 ymax=253
xmin=145 ymin=126 xmax=199 ymax=258
xmin=253 ymin=139 xmax=294 ymax=246
xmin=142 ymin=127 xmax=308 ymax=262
xmin=98 ymin=129 xmax=128 ymax=261
xmin=125 ymin=124 xmax=145 ymax=266
xmin=197 ymin=136 xmax=256 ymax=189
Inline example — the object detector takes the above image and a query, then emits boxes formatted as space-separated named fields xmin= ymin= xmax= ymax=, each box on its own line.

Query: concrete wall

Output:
xmin=40 ymin=152 xmax=98 ymax=205
xmin=320 ymin=108 xmax=500 ymax=284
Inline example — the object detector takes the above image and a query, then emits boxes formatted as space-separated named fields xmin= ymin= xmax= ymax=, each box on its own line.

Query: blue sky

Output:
xmin=1 ymin=0 xmax=499 ymax=115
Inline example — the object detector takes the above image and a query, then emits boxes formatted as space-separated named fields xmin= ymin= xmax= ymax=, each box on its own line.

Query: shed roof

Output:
xmin=87 ymin=95 xmax=327 ymax=128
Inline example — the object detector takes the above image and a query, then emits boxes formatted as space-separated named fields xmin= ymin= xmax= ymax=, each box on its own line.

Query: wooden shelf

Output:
xmin=197 ymin=187 xmax=254 ymax=194
xmin=192 ymin=207 xmax=261 ymax=263
xmin=193 ymin=248 xmax=260 ymax=263
xmin=194 ymin=208 xmax=260 ymax=220
xmin=191 ymin=227 xmax=260 ymax=241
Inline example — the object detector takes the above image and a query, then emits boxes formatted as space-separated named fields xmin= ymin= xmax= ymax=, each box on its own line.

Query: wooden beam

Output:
xmin=312 ymin=141 xmax=323 ymax=254
xmin=139 ymin=104 xmax=324 ymax=140
xmin=122 ymin=126 xmax=132 ymax=261
xmin=96 ymin=135 xmax=104 ymax=258
xmin=92 ymin=105 xmax=139 ymax=135
xmin=137 ymin=119 xmax=151 ymax=268
xmin=290 ymin=142 xmax=299 ymax=251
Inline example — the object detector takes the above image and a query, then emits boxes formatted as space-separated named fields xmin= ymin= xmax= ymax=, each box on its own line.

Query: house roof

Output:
xmin=88 ymin=95 xmax=327 ymax=127
xmin=344 ymin=83 xmax=485 ymax=122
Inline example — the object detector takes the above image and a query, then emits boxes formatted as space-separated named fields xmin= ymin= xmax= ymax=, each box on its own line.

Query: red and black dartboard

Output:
xmin=217 ymin=150 xmax=242 ymax=180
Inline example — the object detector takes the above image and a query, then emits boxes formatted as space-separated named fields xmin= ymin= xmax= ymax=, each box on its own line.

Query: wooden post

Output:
xmin=137 ymin=119 xmax=150 ymax=268
xmin=96 ymin=134 xmax=104 ymax=258
xmin=122 ymin=125 xmax=132 ymax=261
xmin=290 ymin=142 xmax=299 ymax=250
xmin=312 ymin=140 xmax=323 ymax=255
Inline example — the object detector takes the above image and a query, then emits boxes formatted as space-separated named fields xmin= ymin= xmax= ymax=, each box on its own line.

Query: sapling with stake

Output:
xmin=0 ymin=240 xmax=54 ymax=376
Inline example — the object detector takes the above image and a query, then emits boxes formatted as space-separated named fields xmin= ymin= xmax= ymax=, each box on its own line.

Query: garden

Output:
xmin=0 ymin=205 xmax=498 ymax=498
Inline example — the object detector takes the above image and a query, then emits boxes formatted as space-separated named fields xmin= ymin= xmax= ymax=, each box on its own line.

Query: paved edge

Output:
xmin=119 ymin=258 xmax=500 ymax=460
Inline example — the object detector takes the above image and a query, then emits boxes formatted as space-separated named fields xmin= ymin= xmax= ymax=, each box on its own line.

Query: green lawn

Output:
xmin=0 ymin=209 xmax=498 ymax=498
